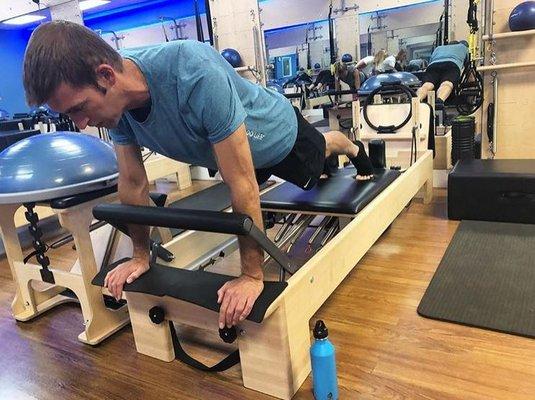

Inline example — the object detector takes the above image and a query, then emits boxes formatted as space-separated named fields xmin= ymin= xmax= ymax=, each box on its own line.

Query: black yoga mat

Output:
xmin=418 ymin=220 xmax=535 ymax=338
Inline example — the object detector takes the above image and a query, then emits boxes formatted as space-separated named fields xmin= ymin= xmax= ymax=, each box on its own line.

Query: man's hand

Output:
xmin=217 ymin=275 xmax=264 ymax=328
xmin=104 ymin=257 xmax=150 ymax=300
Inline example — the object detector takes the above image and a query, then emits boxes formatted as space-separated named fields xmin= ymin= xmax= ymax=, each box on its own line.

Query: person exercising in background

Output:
xmin=333 ymin=60 xmax=366 ymax=91
xmin=309 ymin=68 xmax=335 ymax=92
xmin=394 ymin=49 xmax=407 ymax=71
xmin=23 ymin=21 xmax=375 ymax=331
xmin=376 ymin=49 xmax=408 ymax=74
xmin=406 ymin=58 xmax=428 ymax=72
xmin=378 ymin=53 xmax=396 ymax=73
xmin=356 ymin=50 xmax=385 ymax=77
xmin=417 ymin=40 xmax=469 ymax=106
xmin=332 ymin=50 xmax=381 ymax=91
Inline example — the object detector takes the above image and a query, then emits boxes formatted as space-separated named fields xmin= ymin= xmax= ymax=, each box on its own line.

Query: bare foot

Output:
xmin=356 ymin=174 xmax=373 ymax=181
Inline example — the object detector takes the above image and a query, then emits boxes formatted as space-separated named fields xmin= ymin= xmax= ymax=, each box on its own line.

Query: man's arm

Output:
xmin=212 ymin=123 xmax=265 ymax=328
xmin=104 ymin=144 xmax=151 ymax=300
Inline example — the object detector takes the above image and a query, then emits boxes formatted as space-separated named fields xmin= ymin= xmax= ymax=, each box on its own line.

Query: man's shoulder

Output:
xmin=119 ymin=41 xmax=184 ymax=59
xmin=174 ymin=39 xmax=217 ymax=60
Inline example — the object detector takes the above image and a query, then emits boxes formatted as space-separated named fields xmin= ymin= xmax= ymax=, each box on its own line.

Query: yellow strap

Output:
xmin=469 ymin=33 xmax=478 ymax=60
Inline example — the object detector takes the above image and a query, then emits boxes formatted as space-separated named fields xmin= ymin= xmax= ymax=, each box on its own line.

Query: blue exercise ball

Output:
xmin=360 ymin=72 xmax=420 ymax=95
xmin=0 ymin=132 xmax=118 ymax=204
xmin=221 ymin=48 xmax=242 ymax=68
xmin=509 ymin=1 xmax=535 ymax=31
xmin=391 ymin=72 xmax=421 ymax=87
xmin=341 ymin=53 xmax=353 ymax=63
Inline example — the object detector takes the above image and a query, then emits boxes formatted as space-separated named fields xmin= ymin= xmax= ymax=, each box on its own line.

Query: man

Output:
xmin=23 ymin=21 xmax=374 ymax=329
xmin=416 ymin=41 xmax=469 ymax=106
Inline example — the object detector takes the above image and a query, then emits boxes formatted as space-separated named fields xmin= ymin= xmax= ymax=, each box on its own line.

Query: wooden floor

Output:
xmin=2 ymin=186 xmax=535 ymax=399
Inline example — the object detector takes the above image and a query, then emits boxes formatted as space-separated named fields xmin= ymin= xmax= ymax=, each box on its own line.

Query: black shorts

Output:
xmin=255 ymin=107 xmax=326 ymax=190
xmin=423 ymin=61 xmax=461 ymax=88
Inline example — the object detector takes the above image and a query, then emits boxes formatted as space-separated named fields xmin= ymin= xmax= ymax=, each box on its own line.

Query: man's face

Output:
xmin=47 ymin=81 xmax=123 ymax=130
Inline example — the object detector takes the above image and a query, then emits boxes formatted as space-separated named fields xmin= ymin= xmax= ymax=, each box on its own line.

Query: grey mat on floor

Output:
xmin=417 ymin=220 xmax=535 ymax=338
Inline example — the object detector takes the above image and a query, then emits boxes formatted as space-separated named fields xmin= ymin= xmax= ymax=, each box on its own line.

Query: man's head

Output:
xmin=23 ymin=20 xmax=126 ymax=129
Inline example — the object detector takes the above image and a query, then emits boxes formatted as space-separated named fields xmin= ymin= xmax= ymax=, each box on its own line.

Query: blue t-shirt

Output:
xmin=109 ymin=40 xmax=297 ymax=169
xmin=429 ymin=43 xmax=469 ymax=72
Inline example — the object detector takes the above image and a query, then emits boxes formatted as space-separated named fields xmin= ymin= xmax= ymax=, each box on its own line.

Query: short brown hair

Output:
xmin=23 ymin=20 xmax=124 ymax=106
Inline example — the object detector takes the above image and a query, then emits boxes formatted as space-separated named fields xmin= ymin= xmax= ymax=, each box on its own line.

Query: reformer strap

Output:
xmin=169 ymin=322 xmax=240 ymax=372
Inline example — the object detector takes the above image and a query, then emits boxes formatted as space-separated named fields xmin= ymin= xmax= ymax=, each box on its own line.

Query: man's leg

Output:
xmin=436 ymin=80 xmax=454 ymax=102
xmin=417 ymin=82 xmax=435 ymax=102
xmin=323 ymin=131 xmax=374 ymax=180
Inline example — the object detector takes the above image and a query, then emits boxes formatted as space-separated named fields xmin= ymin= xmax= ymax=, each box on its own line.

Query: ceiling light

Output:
xmin=79 ymin=0 xmax=111 ymax=11
xmin=3 ymin=14 xmax=46 ymax=25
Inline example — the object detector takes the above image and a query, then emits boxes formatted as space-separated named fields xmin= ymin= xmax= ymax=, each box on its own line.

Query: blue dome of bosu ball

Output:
xmin=0 ymin=132 xmax=118 ymax=204
xmin=360 ymin=72 xmax=420 ymax=95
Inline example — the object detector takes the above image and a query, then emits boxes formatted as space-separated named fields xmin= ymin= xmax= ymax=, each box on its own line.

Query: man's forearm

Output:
xmin=119 ymin=179 xmax=150 ymax=261
xmin=230 ymin=180 xmax=264 ymax=280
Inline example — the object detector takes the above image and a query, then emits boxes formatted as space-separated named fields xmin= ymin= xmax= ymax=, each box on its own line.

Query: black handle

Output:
xmin=93 ymin=204 xmax=296 ymax=274
xmin=93 ymin=204 xmax=253 ymax=236
xmin=283 ymin=93 xmax=303 ymax=99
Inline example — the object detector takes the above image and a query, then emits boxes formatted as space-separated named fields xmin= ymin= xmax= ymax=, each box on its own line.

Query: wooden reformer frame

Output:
xmin=123 ymin=150 xmax=433 ymax=399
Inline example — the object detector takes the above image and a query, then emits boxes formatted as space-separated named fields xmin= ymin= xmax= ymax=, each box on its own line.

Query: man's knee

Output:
xmin=440 ymin=81 xmax=454 ymax=90
xmin=421 ymin=82 xmax=435 ymax=91
xmin=417 ymin=82 xmax=434 ymax=96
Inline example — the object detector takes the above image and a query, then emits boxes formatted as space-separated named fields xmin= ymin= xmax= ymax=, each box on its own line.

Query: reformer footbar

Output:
xmin=92 ymin=204 xmax=293 ymax=372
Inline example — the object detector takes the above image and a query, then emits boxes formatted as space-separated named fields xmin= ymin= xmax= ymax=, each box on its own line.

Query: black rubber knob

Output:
xmin=149 ymin=306 xmax=165 ymax=324
xmin=219 ymin=326 xmax=237 ymax=343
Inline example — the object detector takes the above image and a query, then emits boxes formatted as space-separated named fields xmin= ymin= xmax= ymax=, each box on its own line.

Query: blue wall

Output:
xmin=84 ymin=0 xmax=204 ymax=32
xmin=0 ymin=29 xmax=32 ymax=114
xmin=0 ymin=0 xmax=201 ymax=115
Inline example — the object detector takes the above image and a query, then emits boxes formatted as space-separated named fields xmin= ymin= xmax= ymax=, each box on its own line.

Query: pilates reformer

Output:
xmin=92 ymin=147 xmax=434 ymax=399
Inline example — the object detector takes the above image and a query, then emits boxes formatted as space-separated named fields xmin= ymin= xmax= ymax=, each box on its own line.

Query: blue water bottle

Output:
xmin=310 ymin=320 xmax=338 ymax=400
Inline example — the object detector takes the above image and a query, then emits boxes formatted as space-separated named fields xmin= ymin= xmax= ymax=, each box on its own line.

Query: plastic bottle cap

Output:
xmin=313 ymin=320 xmax=329 ymax=339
